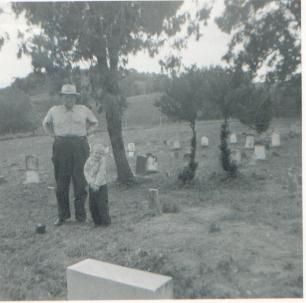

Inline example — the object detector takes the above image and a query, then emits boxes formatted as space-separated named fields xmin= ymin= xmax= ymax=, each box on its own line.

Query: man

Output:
xmin=43 ymin=84 xmax=98 ymax=226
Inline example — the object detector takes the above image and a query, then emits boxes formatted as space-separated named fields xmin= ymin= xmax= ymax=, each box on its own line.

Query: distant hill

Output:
xmin=28 ymin=92 xmax=166 ymax=132
xmin=123 ymin=92 xmax=165 ymax=128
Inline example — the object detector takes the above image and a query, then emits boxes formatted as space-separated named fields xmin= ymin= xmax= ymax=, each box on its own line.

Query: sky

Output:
xmin=0 ymin=0 xmax=230 ymax=88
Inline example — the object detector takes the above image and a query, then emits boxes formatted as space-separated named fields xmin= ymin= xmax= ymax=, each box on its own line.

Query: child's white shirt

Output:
xmin=84 ymin=155 xmax=107 ymax=188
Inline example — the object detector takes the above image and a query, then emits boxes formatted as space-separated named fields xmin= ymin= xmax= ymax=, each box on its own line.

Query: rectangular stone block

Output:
xmin=24 ymin=170 xmax=40 ymax=184
xmin=201 ymin=136 xmax=209 ymax=147
xmin=47 ymin=186 xmax=57 ymax=205
xmin=148 ymin=188 xmax=162 ymax=215
xmin=172 ymin=140 xmax=181 ymax=150
xmin=136 ymin=155 xmax=147 ymax=175
xmin=67 ymin=259 xmax=173 ymax=300
xmin=254 ymin=145 xmax=266 ymax=160
xmin=229 ymin=133 xmax=237 ymax=144
xmin=245 ymin=135 xmax=254 ymax=149
xmin=271 ymin=132 xmax=280 ymax=147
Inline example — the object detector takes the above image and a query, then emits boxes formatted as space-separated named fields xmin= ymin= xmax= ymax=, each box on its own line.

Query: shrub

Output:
xmin=0 ymin=86 xmax=38 ymax=134
xmin=219 ymin=120 xmax=237 ymax=176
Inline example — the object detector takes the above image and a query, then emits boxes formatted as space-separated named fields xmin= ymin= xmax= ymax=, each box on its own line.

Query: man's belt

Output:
xmin=55 ymin=135 xmax=87 ymax=139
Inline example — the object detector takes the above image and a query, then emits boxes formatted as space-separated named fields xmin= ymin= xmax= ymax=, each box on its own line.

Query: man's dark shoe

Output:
xmin=54 ymin=218 xmax=65 ymax=226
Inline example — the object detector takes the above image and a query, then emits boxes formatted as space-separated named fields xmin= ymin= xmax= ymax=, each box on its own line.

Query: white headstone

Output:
xmin=231 ymin=149 xmax=241 ymax=165
xmin=67 ymin=259 xmax=173 ymax=300
xmin=146 ymin=154 xmax=158 ymax=173
xmin=127 ymin=143 xmax=135 ymax=157
xmin=271 ymin=132 xmax=280 ymax=147
xmin=127 ymin=143 xmax=135 ymax=152
xmin=172 ymin=140 xmax=181 ymax=150
xmin=24 ymin=155 xmax=40 ymax=184
xmin=254 ymin=145 xmax=266 ymax=160
xmin=245 ymin=135 xmax=254 ymax=149
xmin=24 ymin=170 xmax=40 ymax=184
xmin=229 ymin=133 xmax=238 ymax=144
xmin=201 ymin=136 xmax=209 ymax=147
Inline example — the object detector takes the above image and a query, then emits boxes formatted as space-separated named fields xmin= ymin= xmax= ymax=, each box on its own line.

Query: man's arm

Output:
xmin=42 ymin=109 xmax=55 ymax=136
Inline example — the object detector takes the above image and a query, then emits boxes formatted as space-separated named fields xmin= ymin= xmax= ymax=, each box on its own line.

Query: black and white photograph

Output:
xmin=0 ymin=0 xmax=302 ymax=300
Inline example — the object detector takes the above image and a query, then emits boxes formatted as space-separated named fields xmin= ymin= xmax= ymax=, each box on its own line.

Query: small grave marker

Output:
xmin=244 ymin=135 xmax=255 ymax=149
xmin=146 ymin=154 xmax=158 ymax=173
xmin=24 ymin=155 xmax=40 ymax=184
xmin=67 ymin=259 xmax=173 ymax=300
xmin=254 ymin=145 xmax=266 ymax=160
xmin=271 ymin=132 xmax=281 ymax=147
xmin=172 ymin=140 xmax=181 ymax=150
xmin=127 ymin=143 xmax=136 ymax=157
xmin=136 ymin=155 xmax=147 ymax=175
xmin=148 ymin=188 xmax=162 ymax=215
xmin=229 ymin=133 xmax=238 ymax=144
xmin=201 ymin=136 xmax=209 ymax=147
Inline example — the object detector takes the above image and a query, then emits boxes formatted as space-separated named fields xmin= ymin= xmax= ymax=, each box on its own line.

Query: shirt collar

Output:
xmin=63 ymin=105 xmax=75 ymax=112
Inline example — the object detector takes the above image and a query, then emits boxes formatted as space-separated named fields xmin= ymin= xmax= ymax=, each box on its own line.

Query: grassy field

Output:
xmin=0 ymin=117 xmax=302 ymax=300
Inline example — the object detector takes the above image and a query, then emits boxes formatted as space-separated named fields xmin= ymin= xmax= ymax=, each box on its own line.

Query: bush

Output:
xmin=0 ymin=86 xmax=38 ymax=134
xmin=234 ymin=84 xmax=272 ymax=134
xmin=219 ymin=120 xmax=237 ymax=176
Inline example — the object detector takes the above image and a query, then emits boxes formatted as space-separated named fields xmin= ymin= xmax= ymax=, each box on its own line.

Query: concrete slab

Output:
xmin=67 ymin=259 xmax=173 ymax=300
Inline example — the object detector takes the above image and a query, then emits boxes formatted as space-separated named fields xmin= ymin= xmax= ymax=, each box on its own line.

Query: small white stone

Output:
xmin=24 ymin=170 xmax=40 ymax=184
xmin=201 ymin=136 xmax=209 ymax=147
xmin=271 ymin=132 xmax=280 ymax=147
xmin=245 ymin=135 xmax=254 ymax=149
xmin=254 ymin=145 xmax=266 ymax=160
xmin=229 ymin=133 xmax=237 ymax=144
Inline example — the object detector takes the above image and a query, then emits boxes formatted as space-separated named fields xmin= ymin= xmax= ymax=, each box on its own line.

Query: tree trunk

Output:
xmin=189 ymin=120 xmax=197 ymax=166
xmin=97 ymin=54 xmax=135 ymax=184
xmin=104 ymin=94 xmax=135 ymax=184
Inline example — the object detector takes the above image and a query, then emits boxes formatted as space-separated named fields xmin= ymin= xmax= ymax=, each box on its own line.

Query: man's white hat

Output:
xmin=60 ymin=84 xmax=80 ymax=95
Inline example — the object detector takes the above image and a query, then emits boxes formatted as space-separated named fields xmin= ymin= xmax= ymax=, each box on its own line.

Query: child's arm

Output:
xmin=92 ymin=157 xmax=107 ymax=188
xmin=84 ymin=159 xmax=96 ymax=189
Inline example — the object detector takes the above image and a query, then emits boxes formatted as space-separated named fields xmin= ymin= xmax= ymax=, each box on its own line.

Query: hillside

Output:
xmin=28 ymin=92 xmax=165 ymax=133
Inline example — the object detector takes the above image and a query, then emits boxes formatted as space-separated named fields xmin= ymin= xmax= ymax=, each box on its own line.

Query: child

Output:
xmin=84 ymin=143 xmax=111 ymax=226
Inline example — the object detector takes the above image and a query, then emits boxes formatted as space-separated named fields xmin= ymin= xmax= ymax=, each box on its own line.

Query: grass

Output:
xmin=0 ymin=116 xmax=302 ymax=300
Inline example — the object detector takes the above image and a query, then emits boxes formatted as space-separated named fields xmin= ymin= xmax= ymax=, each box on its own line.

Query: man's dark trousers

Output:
xmin=52 ymin=136 xmax=90 ymax=222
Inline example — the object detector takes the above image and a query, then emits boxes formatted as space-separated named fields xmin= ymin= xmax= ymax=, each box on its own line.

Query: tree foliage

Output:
xmin=0 ymin=86 xmax=37 ymax=134
xmin=233 ymin=82 xmax=272 ymax=134
xmin=220 ymin=120 xmax=237 ymax=176
xmin=156 ymin=67 xmax=204 ymax=183
xmin=216 ymin=0 xmax=301 ymax=82
xmin=157 ymin=66 xmax=204 ymax=124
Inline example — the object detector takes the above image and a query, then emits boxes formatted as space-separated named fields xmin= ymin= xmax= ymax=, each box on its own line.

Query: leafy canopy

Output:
xmin=156 ymin=66 xmax=204 ymax=124
xmin=215 ymin=0 xmax=301 ymax=82
xmin=12 ymin=2 xmax=211 ymax=81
